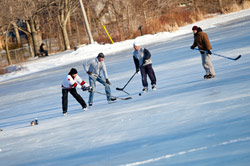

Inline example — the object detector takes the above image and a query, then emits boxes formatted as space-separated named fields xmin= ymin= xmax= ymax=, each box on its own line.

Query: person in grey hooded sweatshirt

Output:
xmin=83 ymin=53 xmax=116 ymax=106
xmin=133 ymin=42 xmax=157 ymax=92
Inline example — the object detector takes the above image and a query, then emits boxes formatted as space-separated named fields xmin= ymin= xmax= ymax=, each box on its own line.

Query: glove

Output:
xmin=81 ymin=82 xmax=89 ymax=91
xmin=207 ymin=50 xmax=212 ymax=54
xmin=82 ymin=86 xmax=92 ymax=92
xmin=88 ymin=86 xmax=93 ymax=92
xmin=87 ymin=71 xmax=92 ymax=75
xmin=106 ymin=79 xmax=110 ymax=85
xmin=81 ymin=86 xmax=88 ymax=91
xmin=136 ymin=68 xmax=140 ymax=73
xmin=190 ymin=46 xmax=195 ymax=50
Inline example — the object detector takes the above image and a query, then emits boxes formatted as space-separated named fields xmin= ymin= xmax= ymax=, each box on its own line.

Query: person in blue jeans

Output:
xmin=83 ymin=53 xmax=116 ymax=106
xmin=133 ymin=42 xmax=157 ymax=92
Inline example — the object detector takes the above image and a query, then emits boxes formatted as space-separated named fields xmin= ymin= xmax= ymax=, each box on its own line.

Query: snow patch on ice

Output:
xmin=121 ymin=137 xmax=250 ymax=166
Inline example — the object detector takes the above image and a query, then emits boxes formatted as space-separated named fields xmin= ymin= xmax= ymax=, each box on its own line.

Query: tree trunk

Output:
xmin=86 ymin=3 xmax=92 ymax=30
xmin=28 ymin=17 xmax=42 ymax=56
xmin=57 ymin=25 xmax=64 ymax=51
xmin=58 ymin=0 xmax=71 ymax=50
xmin=67 ymin=16 xmax=72 ymax=36
xmin=12 ymin=22 xmax=22 ymax=47
xmin=218 ymin=0 xmax=224 ymax=13
xmin=25 ymin=20 xmax=35 ymax=57
xmin=61 ymin=23 xmax=71 ymax=50
xmin=4 ymin=38 xmax=12 ymax=65
xmin=74 ymin=14 xmax=81 ymax=45
xmin=4 ymin=24 xmax=12 ymax=65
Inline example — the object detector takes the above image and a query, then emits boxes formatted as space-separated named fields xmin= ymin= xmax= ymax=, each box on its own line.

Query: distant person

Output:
xmin=39 ymin=43 xmax=48 ymax=56
xmin=83 ymin=53 xmax=116 ymax=106
xmin=190 ymin=26 xmax=216 ymax=79
xmin=61 ymin=68 xmax=91 ymax=115
xmin=133 ymin=42 xmax=157 ymax=92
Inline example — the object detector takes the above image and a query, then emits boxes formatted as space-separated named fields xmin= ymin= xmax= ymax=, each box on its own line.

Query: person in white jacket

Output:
xmin=83 ymin=53 xmax=115 ymax=106
xmin=61 ymin=68 xmax=91 ymax=115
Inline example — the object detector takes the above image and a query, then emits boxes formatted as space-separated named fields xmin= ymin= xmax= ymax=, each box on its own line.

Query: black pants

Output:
xmin=62 ymin=88 xmax=87 ymax=113
xmin=43 ymin=50 xmax=48 ymax=56
xmin=140 ymin=64 xmax=156 ymax=87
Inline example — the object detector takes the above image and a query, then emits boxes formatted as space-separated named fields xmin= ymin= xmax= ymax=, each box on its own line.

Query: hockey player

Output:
xmin=133 ymin=42 xmax=157 ymax=92
xmin=61 ymin=68 xmax=91 ymax=115
xmin=190 ymin=26 xmax=216 ymax=79
xmin=83 ymin=53 xmax=116 ymax=106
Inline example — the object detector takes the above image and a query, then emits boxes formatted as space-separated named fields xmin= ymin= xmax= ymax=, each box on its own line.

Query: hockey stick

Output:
xmin=194 ymin=48 xmax=241 ymax=61
xmin=212 ymin=52 xmax=241 ymax=61
xmin=94 ymin=90 xmax=132 ymax=100
xmin=116 ymin=71 xmax=137 ymax=93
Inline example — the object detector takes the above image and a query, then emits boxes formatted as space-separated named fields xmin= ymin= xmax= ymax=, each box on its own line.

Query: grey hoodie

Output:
xmin=83 ymin=58 xmax=108 ymax=79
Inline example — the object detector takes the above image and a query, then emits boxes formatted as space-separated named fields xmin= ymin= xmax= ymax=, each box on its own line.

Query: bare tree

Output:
xmin=23 ymin=0 xmax=55 ymax=56
xmin=54 ymin=0 xmax=79 ymax=50
xmin=0 ymin=23 xmax=12 ymax=65
xmin=0 ymin=0 xmax=19 ymax=65
xmin=11 ymin=0 xmax=56 ymax=56
xmin=12 ymin=22 xmax=22 ymax=47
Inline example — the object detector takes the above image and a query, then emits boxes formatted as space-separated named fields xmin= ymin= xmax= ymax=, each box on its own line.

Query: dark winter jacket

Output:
xmin=191 ymin=28 xmax=212 ymax=51
xmin=40 ymin=44 xmax=45 ymax=53
xmin=133 ymin=48 xmax=152 ymax=70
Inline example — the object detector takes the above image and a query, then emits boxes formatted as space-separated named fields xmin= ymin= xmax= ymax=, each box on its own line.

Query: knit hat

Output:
xmin=97 ymin=53 xmax=104 ymax=58
xmin=69 ymin=68 xmax=78 ymax=75
xmin=133 ymin=42 xmax=139 ymax=47
xmin=192 ymin=26 xmax=199 ymax=30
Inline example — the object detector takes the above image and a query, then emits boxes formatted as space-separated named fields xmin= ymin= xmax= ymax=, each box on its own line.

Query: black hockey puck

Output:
xmin=139 ymin=93 xmax=141 ymax=96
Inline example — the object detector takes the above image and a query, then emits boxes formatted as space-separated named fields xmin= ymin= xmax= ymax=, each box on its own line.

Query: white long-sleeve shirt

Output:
xmin=83 ymin=58 xmax=108 ymax=79
xmin=62 ymin=74 xmax=88 ymax=89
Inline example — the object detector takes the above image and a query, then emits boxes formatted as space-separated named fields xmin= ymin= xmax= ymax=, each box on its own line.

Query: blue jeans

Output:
xmin=88 ymin=75 xmax=111 ymax=104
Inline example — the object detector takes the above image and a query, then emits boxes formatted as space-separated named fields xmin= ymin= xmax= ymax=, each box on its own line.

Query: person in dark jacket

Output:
xmin=39 ymin=43 xmax=48 ymax=56
xmin=133 ymin=42 xmax=157 ymax=92
xmin=191 ymin=26 xmax=216 ymax=79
